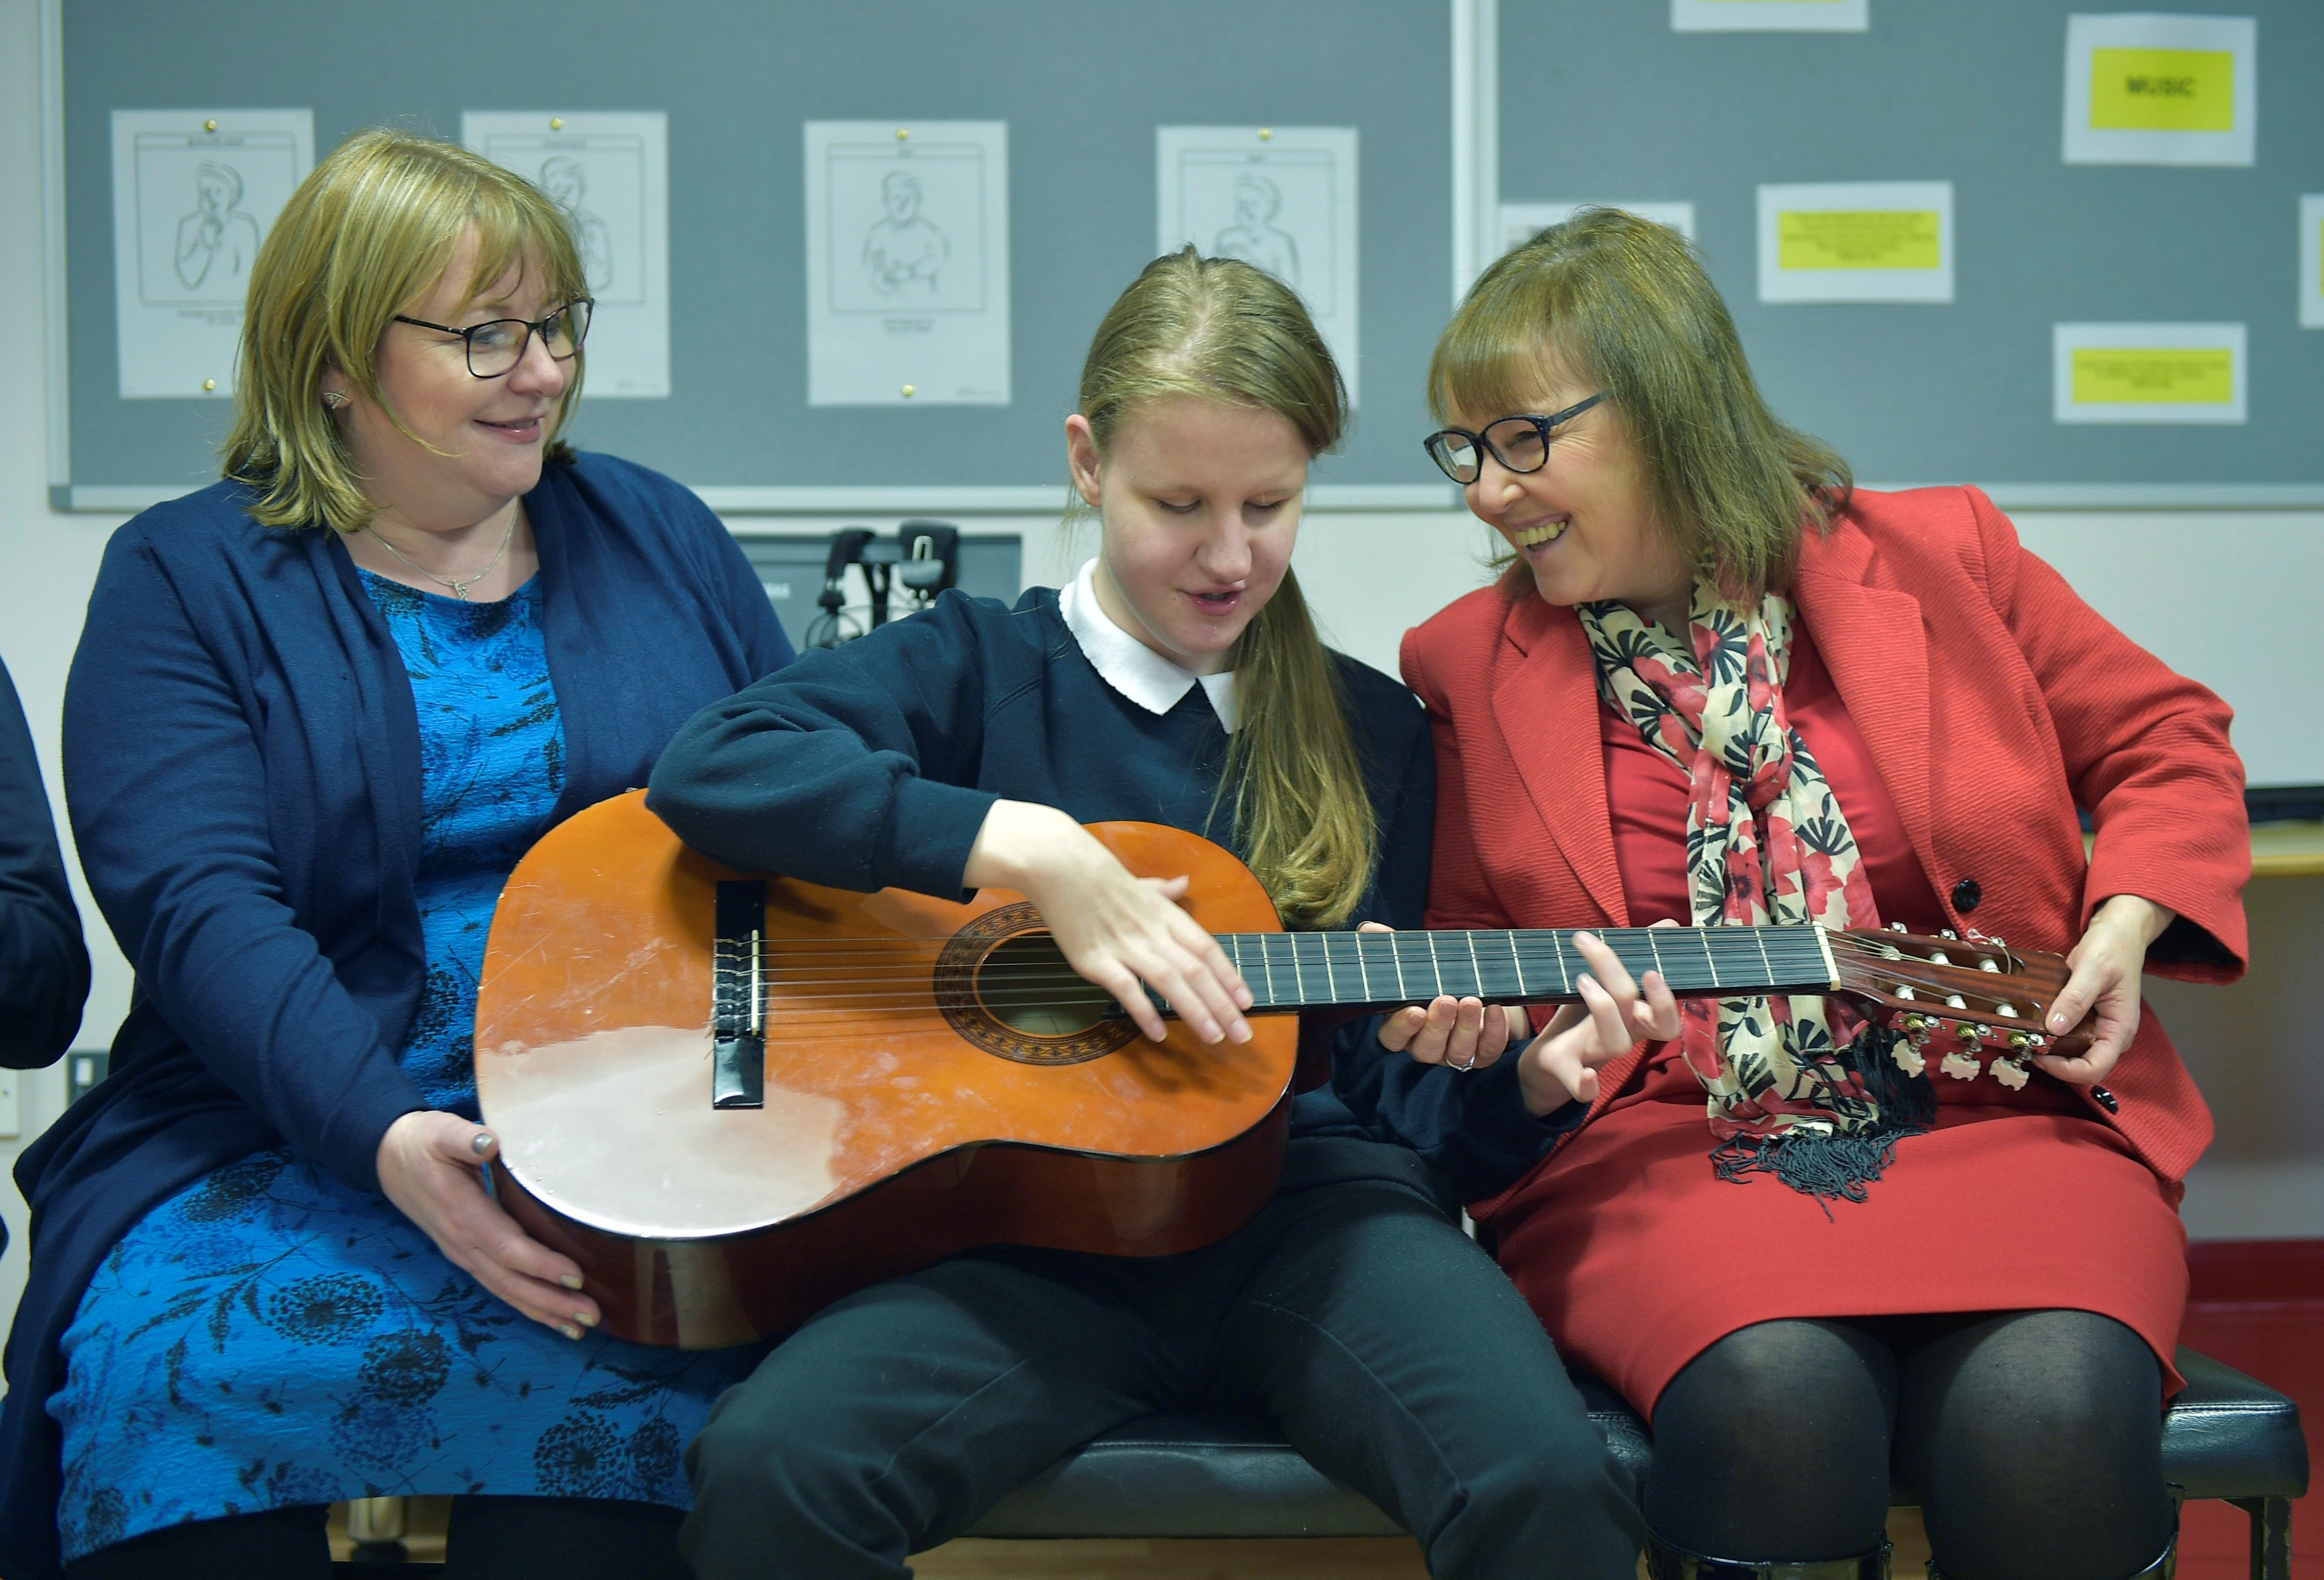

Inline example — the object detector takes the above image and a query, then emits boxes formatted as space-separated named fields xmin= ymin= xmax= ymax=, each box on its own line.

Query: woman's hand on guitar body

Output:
xmin=964 ymin=799 xmax=1253 ymax=1045
xmin=2035 ymin=893 xmax=2176 ymax=1085
xmin=376 ymin=1111 xmax=600 ymax=1339
xmin=1515 ymin=928 xmax=1683 ymax=1117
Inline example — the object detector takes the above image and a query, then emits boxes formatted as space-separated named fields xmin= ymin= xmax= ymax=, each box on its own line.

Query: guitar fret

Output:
xmin=1212 ymin=921 xmax=1839 ymax=1011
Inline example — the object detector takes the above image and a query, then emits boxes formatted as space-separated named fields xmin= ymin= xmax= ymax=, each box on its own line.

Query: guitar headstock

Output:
xmin=1829 ymin=926 xmax=2092 ymax=1079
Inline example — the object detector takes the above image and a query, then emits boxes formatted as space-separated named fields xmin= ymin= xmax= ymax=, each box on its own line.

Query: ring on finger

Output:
xmin=1447 ymin=1051 xmax=1476 ymax=1072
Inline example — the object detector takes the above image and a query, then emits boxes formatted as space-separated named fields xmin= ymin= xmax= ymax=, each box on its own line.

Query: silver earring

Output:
xmin=323 ymin=391 xmax=347 ymax=410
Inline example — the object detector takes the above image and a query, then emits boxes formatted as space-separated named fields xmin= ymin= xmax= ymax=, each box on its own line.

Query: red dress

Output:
xmin=1488 ymin=624 xmax=2190 ymax=1417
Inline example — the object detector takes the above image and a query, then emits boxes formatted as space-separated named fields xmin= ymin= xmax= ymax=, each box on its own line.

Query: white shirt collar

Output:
xmin=1057 ymin=558 xmax=1239 ymax=734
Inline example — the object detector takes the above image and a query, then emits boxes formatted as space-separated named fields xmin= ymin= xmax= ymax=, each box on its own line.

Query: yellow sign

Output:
xmin=1776 ymin=210 xmax=1942 ymax=271
xmin=2070 ymin=348 xmax=2235 ymax=405
xmin=2089 ymin=48 xmax=2235 ymax=132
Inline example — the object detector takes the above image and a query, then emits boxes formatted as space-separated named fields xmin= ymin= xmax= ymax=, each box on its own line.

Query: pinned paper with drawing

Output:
xmin=805 ymin=121 xmax=1010 ymax=407
xmin=1757 ymin=182 xmax=1953 ymax=304
xmin=464 ymin=113 xmax=670 ymax=397
xmin=1501 ymin=202 xmax=1696 ymax=256
xmin=2053 ymin=322 xmax=2246 ymax=424
xmin=2062 ymin=14 xmax=2256 ymax=166
xmin=1672 ymin=0 xmax=1867 ymax=33
xmin=1158 ymin=127 xmax=1359 ymax=404
xmin=111 ymin=109 xmax=312 ymax=398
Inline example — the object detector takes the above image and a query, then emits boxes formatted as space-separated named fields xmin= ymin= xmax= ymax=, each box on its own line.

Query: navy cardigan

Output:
xmin=0 ymin=454 xmax=791 ymax=1579
xmin=0 ymin=656 xmax=89 ymax=1074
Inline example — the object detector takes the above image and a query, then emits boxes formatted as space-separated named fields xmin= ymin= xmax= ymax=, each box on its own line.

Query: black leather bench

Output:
xmin=330 ymin=1347 xmax=2307 ymax=1576
xmin=962 ymin=1349 xmax=2310 ymax=1579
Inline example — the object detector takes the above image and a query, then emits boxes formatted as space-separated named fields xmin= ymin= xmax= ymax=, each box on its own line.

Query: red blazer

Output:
xmin=1400 ymin=485 xmax=2248 ymax=1192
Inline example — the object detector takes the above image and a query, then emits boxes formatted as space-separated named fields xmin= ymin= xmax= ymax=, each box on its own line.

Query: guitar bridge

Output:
xmin=712 ymin=880 xmax=766 ymax=1109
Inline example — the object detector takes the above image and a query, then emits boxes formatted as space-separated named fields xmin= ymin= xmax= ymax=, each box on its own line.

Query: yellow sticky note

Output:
xmin=2088 ymin=48 xmax=2236 ymax=132
xmin=2070 ymin=348 xmax=2235 ymax=405
xmin=1776 ymin=211 xmax=1942 ymax=271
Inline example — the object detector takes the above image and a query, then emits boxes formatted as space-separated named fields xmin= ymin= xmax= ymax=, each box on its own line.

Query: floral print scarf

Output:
xmin=1579 ymin=585 xmax=1928 ymax=1202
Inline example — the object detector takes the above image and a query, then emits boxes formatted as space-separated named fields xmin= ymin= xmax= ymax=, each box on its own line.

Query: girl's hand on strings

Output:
xmin=1516 ymin=926 xmax=1682 ymax=1117
xmin=964 ymin=800 xmax=1251 ymax=1045
xmin=1365 ymin=922 xmax=1521 ymax=1072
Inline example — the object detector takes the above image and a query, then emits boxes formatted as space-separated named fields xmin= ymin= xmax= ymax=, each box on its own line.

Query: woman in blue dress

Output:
xmin=0 ymin=129 xmax=792 ymax=1580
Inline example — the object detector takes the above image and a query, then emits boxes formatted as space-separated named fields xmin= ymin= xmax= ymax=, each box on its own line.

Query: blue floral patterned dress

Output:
xmin=50 ymin=572 xmax=759 ymax=1562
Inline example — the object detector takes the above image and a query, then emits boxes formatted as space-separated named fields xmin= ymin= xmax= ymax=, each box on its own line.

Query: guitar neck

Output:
xmin=1213 ymin=925 xmax=1839 ymax=1011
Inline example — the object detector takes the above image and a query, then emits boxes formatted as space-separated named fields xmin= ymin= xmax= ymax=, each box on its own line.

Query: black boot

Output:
xmin=1646 ymin=1533 xmax=1891 ymax=1580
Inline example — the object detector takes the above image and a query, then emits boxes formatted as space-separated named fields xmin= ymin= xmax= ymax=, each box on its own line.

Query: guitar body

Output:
xmin=474 ymin=791 xmax=1296 ymax=1349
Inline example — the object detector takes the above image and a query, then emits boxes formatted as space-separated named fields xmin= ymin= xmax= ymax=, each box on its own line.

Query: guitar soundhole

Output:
xmin=935 ymin=902 xmax=1138 ymax=1066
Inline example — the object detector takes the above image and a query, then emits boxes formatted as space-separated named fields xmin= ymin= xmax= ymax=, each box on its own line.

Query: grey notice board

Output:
xmin=1502 ymin=0 xmax=2324 ymax=488
xmin=56 ymin=0 xmax=1453 ymax=503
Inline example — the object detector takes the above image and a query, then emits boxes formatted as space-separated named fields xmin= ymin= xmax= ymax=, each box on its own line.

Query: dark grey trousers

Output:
xmin=682 ymin=1137 xmax=1642 ymax=1580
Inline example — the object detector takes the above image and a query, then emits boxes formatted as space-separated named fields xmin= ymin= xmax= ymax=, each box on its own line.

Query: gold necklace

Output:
xmin=360 ymin=511 xmax=521 ymax=602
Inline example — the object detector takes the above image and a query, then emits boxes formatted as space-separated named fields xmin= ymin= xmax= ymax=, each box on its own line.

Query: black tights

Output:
xmin=1645 ymin=1310 xmax=2175 ymax=1580
xmin=61 ymin=1495 xmax=690 ymax=1580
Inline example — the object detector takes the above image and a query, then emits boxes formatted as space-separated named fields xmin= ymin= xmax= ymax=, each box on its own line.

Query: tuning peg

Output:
xmin=1992 ymin=1056 xmax=2032 ymax=1090
xmin=1888 ymin=922 xmax=1908 ymax=932
xmin=1955 ymin=1023 xmax=1987 ymax=1048
xmin=1939 ymin=1046 xmax=1981 ymax=1079
xmin=1891 ymin=1038 xmax=1931 ymax=1077
xmin=1938 ymin=929 xmax=1959 ymax=940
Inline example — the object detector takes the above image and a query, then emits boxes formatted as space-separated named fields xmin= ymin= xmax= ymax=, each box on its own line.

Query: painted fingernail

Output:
xmin=572 ymin=1310 xmax=597 ymax=1328
xmin=471 ymin=1132 xmax=496 ymax=1157
xmin=559 ymin=1322 xmax=583 ymax=1340
xmin=558 ymin=1273 xmax=585 ymax=1291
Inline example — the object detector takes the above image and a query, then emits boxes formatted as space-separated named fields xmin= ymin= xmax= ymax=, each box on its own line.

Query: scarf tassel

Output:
xmin=1711 ymin=1028 xmax=1937 ymax=1212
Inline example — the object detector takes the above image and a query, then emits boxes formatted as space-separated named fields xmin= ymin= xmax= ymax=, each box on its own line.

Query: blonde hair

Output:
xmin=1430 ymin=208 xmax=1850 ymax=600
xmin=222 ymin=128 xmax=589 ymax=532
xmin=1078 ymin=248 xmax=1376 ymax=929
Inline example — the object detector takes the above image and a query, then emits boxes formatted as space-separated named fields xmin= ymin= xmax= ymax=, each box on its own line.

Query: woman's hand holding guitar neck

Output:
xmin=964 ymin=799 xmax=1253 ymax=1045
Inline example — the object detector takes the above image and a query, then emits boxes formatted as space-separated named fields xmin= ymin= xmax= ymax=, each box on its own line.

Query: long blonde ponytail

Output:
xmin=1077 ymin=249 xmax=1376 ymax=928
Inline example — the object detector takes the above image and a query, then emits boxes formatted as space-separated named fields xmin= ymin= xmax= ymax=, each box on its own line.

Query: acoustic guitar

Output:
xmin=474 ymin=790 xmax=2088 ymax=1349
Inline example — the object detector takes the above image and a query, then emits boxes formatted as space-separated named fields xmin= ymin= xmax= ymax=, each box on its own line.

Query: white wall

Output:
xmin=0 ymin=0 xmax=2316 ymax=1376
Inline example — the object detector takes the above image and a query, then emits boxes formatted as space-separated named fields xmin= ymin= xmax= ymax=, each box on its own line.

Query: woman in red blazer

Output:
xmin=1391 ymin=211 xmax=2246 ymax=1580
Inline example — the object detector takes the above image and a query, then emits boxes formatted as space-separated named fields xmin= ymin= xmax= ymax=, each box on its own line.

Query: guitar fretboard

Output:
xmin=1213 ymin=926 xmax=1836 ymax=1011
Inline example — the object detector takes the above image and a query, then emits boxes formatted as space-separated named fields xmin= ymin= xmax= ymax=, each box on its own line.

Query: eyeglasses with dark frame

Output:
xmin=391 ymin=298 xmax=594 ymax=379
xmin=1421 ymin=391 xmax=1608 ymax=484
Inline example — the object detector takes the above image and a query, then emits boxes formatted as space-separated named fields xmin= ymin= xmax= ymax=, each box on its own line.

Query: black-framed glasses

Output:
xmin=1422 ymin=392 xmax=1608 ymax=484
xmin=391 ymin=298 xmax=594 ymax=379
